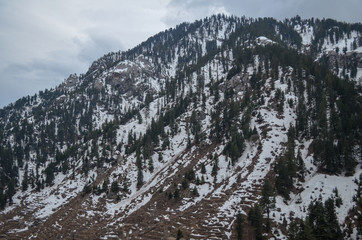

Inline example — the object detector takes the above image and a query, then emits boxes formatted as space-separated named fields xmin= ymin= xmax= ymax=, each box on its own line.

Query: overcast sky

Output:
xmin=0 ymin=0 xmax=361 ymax=108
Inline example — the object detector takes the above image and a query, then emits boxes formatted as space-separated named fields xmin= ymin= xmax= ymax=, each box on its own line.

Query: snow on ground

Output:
xmin=272 ymin=166 xmax=362 ymax=226
xmin=104 ymin=109 xmax=190 ymax=221
xmin=321 ymin=31 xmax=359 ymax=54
xmin=94 ymin=106 xmax=115 ymax=129
xmin=356 ymin=68 xmax=362 ymax=86
xmin=295 ymin=24 xmax=314 ymax=45
xmin=255 ymin=36 xmax=277 ymax=46
xmin=216 ymin=23 xmax=226 ymax=46
xmin=202 ymin=75 xmax=298 ymax=237
xmin=3 ymin=167 xmax=92 ymax=223
xmin=352 ymin=46 xmax=362 ymax=53
xmin=32 ymin=172 xmax=87 ymax=220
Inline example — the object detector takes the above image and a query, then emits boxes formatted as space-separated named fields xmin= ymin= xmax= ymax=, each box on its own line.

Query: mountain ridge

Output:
xmin=0 ymin=14 xmax=361 ymax=239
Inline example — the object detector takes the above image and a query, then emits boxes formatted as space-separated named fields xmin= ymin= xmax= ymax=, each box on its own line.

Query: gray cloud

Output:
xmin=75 ymin=32 xmax=125 ymax=63
xmin=0 ymin=30 xmax=127 ymax=107
xmin=163 ymin=0 xmax=362 ymax=26
xmin=0 ymin=0 xmax=168 ymax=108
xmin=162 ymin=0 xmax=230 ymax=26
xmin=0 ymin=50 xmax=87 ymax=107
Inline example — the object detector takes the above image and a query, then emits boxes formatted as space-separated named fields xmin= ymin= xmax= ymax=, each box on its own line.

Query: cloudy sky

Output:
xmin=0 ymin=0 xmax=361 ymax=107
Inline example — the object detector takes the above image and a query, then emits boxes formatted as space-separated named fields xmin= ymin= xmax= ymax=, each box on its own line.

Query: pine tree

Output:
xmin=192 ymin=187 xmax=199 ymax=197
xmin=324 ymin=198 xmax=342 ymax=239
xmin=174 ymin=188 xmax=180 ymax=200
xmin=297 ymin=149 xmax=305 ymax=180
xmin=308 ymin=200 xmax=328 ymax=239
xmin=275 ymin=125 xmax=297 ymax=199
xmin=300 ymin=218 xmax=316 ymax=240
xmin=137 ymin=169 xmax=143 ymax=189
xmin=148 ymin=158 xmax=154 ymax=172
xmin=201 ymin=175 xmax=205 ymax=184
xmin=22 ymin=164 xmax=29 ymax=191
xmin=137 ymin=111 xmax=143 ymax=124
xmin=288 ymin=219 xmax=316 ymax=240
xmin=211 ymin=155 xmax=219 ymax=176
xmin=201 ymin=163 xmax=206 ymax=174
xmin=235 ymin=213 xmax=243 ymax=240
xmin=176 ymin=229 xmax=183 ymax=240
xmin=288 ymin=220 xmax=299 ymax=240
xmin=248 ymin=204 xmax=263 ymax=240
xmin=45 ymin=163 xmax=55 ymax=186
xmin=0 ymin=188 xmax=6 ymax=209
xmin=122 ymin=177 xmax=129 ymax=193
xmin=111 ymin=181 xmax=119 ymax=194
xmin=102 ymin=178 xmax=109 ymax=192
xmin=182 ymin=178 xmax=188 ymax=190
xmin=7 ymin=178 xmax=15 ymax=205
xmin=261 ymin=179 xmax=275 ymax=232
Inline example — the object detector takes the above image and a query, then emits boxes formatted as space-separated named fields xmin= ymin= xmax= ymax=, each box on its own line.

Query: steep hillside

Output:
xmin=0 ymin=15 xmax=361 ymax=239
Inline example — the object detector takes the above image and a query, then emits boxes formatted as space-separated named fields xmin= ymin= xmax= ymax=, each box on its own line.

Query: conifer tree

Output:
xmin=211 ymin=155 xmax=219 ymax=176
xmin=248 ymin=204 xmax=263 ymax=240
xmin=235 ymin=213 xmax=244 ymax=240
xmin=111 ymin=181 xmax=119 ymax=194
xmin=137 ymin=169 xmax=143 ymax=189
xmin=261 ymin=179 xmax=275 ymax=232
xmin=0 ymin=188 xmax=6 ymax=209
xmin=7 ymin=179 xmax=15 ymax=205
xmin=201 ymin=163 xmax=206 ymax=174
xmin=176 ymin=229 xmax=183 ymax=240
xmin=22 ymin=164 xmax=29 ymax=191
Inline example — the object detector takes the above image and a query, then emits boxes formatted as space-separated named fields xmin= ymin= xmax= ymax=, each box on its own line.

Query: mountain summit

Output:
xmin=0 ymin=15 xmax=361 ymax=239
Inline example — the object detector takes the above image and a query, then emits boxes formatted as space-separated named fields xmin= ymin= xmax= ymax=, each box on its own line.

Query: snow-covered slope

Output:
xmin=0 ymin=15 xmax=361 ymax=239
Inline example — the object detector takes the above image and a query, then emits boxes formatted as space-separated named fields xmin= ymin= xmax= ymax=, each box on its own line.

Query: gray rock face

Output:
xmin=60 ymin=74 xmax=79 ymax=91
xmin=105 ymin=56 xmax=159 ymax=97
xmin=108 ymin=73 xmax=133 ymax=94
xmin=225 ymin=73 xmax=249 ymax=92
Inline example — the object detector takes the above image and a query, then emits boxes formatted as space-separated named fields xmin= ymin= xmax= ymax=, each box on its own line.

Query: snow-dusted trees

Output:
xmin=288 ymin=197 xmax=342 ymax=240
xmin=275 ymin=125 xmax=297 ymax=200
xmin=261 ymin=179 xmax=275 ymax=232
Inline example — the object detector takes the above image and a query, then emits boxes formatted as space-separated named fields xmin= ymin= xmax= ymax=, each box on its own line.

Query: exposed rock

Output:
xmin=93 ymin=79 xmax=103 ymax=91
xmin=226 ymin=73 xmax=249 ymax=92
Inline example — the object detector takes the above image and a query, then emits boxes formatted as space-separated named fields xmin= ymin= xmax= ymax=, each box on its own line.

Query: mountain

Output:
xmin=0 ymin=14 xmax=361 ymax=239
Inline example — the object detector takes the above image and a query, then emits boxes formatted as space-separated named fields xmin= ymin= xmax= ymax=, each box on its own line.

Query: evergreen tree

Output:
xmin=122 ymin=177 xmax=129 ymax=193
xmin=102 ymin=178 xmax=109 ymax=192
xmin=0 ymin=188 xmax=6 ymax=209
xmin=296 ymin=149 xmax=305 ymax=180
xmin=275 ymin=125 xmax=297 ymax=199
xmin=148 ymin=158 xmax=154 ymax=172
xmin=192 ymin=186 xmax=199 ymax=197
xmin=182 ymin=178 xmax=188 ymax=190
xmin=137 ymin=111 xmax=143 ymax=124
xmin=174 ymin=188 xmax=180 ymax=200
xmin=248 ymin=204 xmax=263 ymax=240
xmin=211 ymin=155 xmax=219 ymax=176
xmin=111 ymin=181 xmax=119 ymax=194
xmin=299 ymin=219 xmax=316 ymax=240
xmin=235 ymin=212 xmax=244 ymax=240
xmin=137 ymin=169 xmax=144 ymax=189
xmin=324 ymin=198 xmax=342 ymax=239
xmin=201 ymin=163 xmax=206 ymax=174
xmin=7 ymin=179 xmax=15 ymax=205
xmin=176 ymin=229 xmax=183 ymax=240
xmin=288 ymin=219 xmax=316 ymax=240
xmin=21 ymin=164 xmax=29 ymax=191
xmin=261 ymin=179 xmax=275 ymax=232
